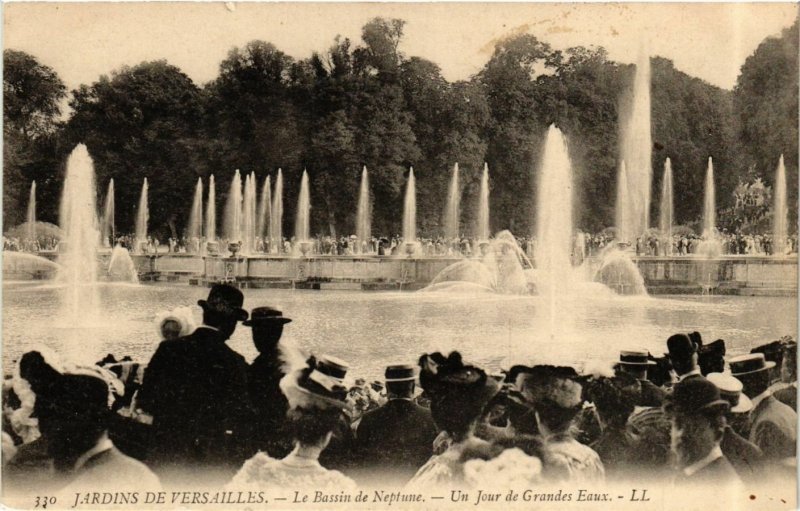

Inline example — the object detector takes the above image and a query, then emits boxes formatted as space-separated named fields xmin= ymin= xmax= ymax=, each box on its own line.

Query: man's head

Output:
xmin=617 ymin=349 xmax=653 ymax=381
xmin=667 ymin=334 xmax=698 ymax=376
xmin=729 ymin=354 xmax=775 ymax=399
xmin=243 ymin=307 xmax=292 ymax=353
xmin=197 ymin=284 xmax=248 ymax=339
xmin=384 ymin=364 xmax=416 ymax=399
xmin=160 ymin=319 xmax=183 ymax=341
xmin=706 ymin=372 xmax=753 ymax=437
xmin=666 ymin=377 xmax=729 ymax=468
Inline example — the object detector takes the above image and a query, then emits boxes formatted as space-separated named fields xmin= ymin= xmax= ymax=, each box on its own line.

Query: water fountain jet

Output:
xmin=443 ymin=163 xmax=460 ymax=241
xmin=26 ymin=181 xmax=36 ymax=245
xmin=773 ymin=155 xmax=788 ymax=256
xmin=659 ymin=158 xmax=674 ymax=255
xmin=356 ymin=166 xmax=371 ymax=254
xmin=102 ymin=179 xmax=115 ymax=248
xmin=271 ymin=169 xmax=284 ymax=253
xmin=135 ymin=178 xmax=149 ymax=253
xmin=477 ymin=164 xmax=490 ymax=243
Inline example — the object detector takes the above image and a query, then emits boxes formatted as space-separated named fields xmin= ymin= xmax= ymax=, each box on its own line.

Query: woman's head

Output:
xmin=286 ymin=407 xmax=340 ymax=447
xmin=160 ymin=319 xmax=182 ymax=341
xmin=419 ymin=352 xmax=499 ymax=442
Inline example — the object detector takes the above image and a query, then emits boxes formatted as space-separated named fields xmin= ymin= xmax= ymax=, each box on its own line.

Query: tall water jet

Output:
xmin=102 ymin=179 xmax=115 ymax=247
xmin=26 ymin=181 xmax=36 ymax=244
xmin=773 ymin=155 xmax=788 ymax=255
xmin=443 ymin=163 xmax=460 ymax=240
xmin=206 ymin=174 xmax=216 ymax=242
xmin=224 ymin=170 xmax=243 ymax=245
xmin=702 ymin=157 xmax=716 ymax=238
xmin=356 ymin=166 xmax=371 ymax=253
xmin=618 ymin=46 xmax=652 ymax=242
xmin=536 ymin=126 xmax=574 ymax=294
xmin=187 ymin=177 xmax=203 ymax=241
xmin=477 ymin=163 xmax=490 ymax=241
xmin=135 ymin=178 xmax=149 ymax=253
xmin=659 ymin=158 xmax=674 ymax=255
xmin=257 ymin=175 xmax=272 ymax=244
xmin=294 ymin=170 xmax=311 ymax=252
xmin=615 ymin=161 xmax=630 ymax=242
xmin=271 ymin=169 xmax=284 ymax=253
xmin=242 ymin=172 xmax=257 ymax=254
xmin=403 ymin=168 xmax=417 ymax=244
xmin=535 ymin=126 xmax=574 ymax=339
xmin=57 ymin=144 xmax=100 ymax=323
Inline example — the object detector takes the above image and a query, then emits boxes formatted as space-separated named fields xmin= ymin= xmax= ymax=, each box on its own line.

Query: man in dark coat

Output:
xmin=137 ymin=284 xmax=252 ymax=481
xmin=667 ymin=333 xmax=702 ymax=382
xmin=356 ymin=364 xmax=437 ymax=484
xmin=730 ymin=353 xmax=797 ymax=462
xmin=666 ymin=377 xmax=741 ymax=488
xmin=617 ymin=349 xmax=666 ymax=406
xmin=707 ymin=372 xmax=763 ymax=482
xmin=245 ymin=306 xmax=292 ymax=458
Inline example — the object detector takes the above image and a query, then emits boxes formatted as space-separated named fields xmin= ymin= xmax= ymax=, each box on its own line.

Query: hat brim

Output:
xmin=198 ymin=300 xmax=248 ymax=322
xmin=730 ymin=361 xmax=777 ymax=377
xmin=243 ymin=317 xmax=292 ymax=326
xmin=620 ymin=360 xmax=657 ymax=366
xmin=385 ymin=376 xmax=417 ymax=382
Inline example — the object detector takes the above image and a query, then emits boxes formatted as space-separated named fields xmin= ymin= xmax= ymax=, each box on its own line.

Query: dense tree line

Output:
xmin=4 ymin=17 xmax=797 ymax=239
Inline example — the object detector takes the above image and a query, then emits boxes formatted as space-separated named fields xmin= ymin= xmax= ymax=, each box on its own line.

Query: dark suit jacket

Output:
xmin=773 ymin=385 xmax=797 ymax=411
xmin=138 ymin=327 xmax=253 ymax=468
xmin=721 ymin=426 xmax=763 ymax=481
xmin=749 ymin=394 xmax=797 ymax=460
xmin=356 ymin=399 xmax=437 ymax=479
xmin=640 ymin=379 xmax=667 ymax=407
xmin=247 ymin=349 xmax=290 ymax=458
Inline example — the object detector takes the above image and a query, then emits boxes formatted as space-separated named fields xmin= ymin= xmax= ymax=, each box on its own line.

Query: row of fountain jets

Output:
xmin=29 ymin=144 xmax=789 ymax=259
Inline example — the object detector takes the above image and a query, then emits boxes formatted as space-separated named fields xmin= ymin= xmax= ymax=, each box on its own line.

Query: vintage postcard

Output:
xmin=2 ymin=2 xmax=798 ymax=510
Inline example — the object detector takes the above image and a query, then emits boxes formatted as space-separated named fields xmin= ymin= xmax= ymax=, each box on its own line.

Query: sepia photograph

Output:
xmin=1 ymin=2 xmax=798 ymax=510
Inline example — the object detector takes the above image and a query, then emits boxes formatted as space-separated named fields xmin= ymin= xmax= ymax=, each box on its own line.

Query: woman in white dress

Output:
xmin=226 ymin=354 xmax=357 ymax=491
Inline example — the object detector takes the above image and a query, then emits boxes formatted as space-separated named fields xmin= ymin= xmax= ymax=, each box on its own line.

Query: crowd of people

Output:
xmin=5 ymin=229 xmax=798 ymax=261
xmin=2 ymin=283 xmax=796 ymax=504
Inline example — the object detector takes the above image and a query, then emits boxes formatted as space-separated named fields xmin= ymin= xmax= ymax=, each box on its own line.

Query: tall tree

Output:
xmin=734 ymin=19 xmax=799 ymax=229
xmin=64 ymin=61 xmax=202 ymax=237
xmin=3 ymin=50 xmax=66 ymax=227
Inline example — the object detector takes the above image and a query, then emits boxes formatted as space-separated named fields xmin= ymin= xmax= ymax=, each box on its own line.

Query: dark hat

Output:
xmin=688 ymin=331 xmax=703 ymax=348
xmin=665 ymin=376 xmax=729 ymax=415
xmin=515 ymin=365 xmax=582 ymax=409
xmin=667 ymin=334 xmax=697 ymax=360
xmin=619 ymin=349 xmax=657 ymax=367
xmin=700 ymin=339 xmax=726 ymax=357
xmin=315 ymin=354 xmax=349 ymax=382
xmin=418 ymin=351 xmax=500 ymax=412
xmin=370 ymin=380 xmax=385 ymax=392
xmin=198 ymin=284 xmax=248 ymax=321
xmin=729 ymin=353 xmax=776 ymax=377
xmin=243 ymin=306 xmax=292 ymax=326
xmin=385 ymin=364 xmax=417 ymax=382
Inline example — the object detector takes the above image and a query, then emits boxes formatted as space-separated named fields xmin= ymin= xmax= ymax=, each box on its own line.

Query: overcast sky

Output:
xmin=4 ymin=3 xmax=798 ymax=91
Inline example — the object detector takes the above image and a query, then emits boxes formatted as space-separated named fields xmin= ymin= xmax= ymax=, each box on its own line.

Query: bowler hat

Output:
xmin=667 ymin=334 xmax=697 ymax=361
xmin=665 ymin=377 xmax=729 ymax=415
xmin=729 ymin=353 xmax=776 ymax=376
xmin=198 ymin=284 xmax=248 ymax=321
xmin=385 ymin=364 xmax=417 ymax=382
xmin=706 ymin=372 xmax=752 ymax=414
xmin=243 ymin=306 xmax=292 ymax=326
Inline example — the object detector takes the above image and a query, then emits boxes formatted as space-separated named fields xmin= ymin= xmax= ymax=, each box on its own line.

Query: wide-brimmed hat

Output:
xmin=385 ymin=364 xmax=417 ymax=382
xmin=619 ymin=349 xmax=657 ymax=367
xmin=243 ymin=306 xmax=292 ymax=326
xmin=197 ymin=284 xmax=248 ymax=321
xmin=418 ymin=352 xmax=500 ymax=411
xmin=729 ymin=353 xmax=776 ymax=377
xmin=279 ymin=355 xmax=351 ymax=412
xmin=515 ymin=365 xmax=583 ymax=409
xmin=664 ymin=376 xmax=729 ymax=415
xmin=667 ymin=333 xmax=698 ymax=361
xmin=706 ymin=372 xmax=753 ymax=413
